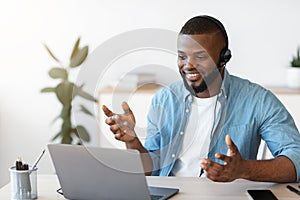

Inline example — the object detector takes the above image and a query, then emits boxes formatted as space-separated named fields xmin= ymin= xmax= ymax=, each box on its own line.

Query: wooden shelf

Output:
xmin=265 ymin=86 xmax=300 ymax=95
xmin=98 ymin=84 xmax=162 ymax=94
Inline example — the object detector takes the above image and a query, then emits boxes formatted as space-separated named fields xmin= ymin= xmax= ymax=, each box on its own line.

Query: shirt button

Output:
xmin=180 ymin=131 xmax=184 ymax=135
xmin=185 ymin=109 xmax=189 ymax=113
xmin=171 ymin=154 xmax=175 ymax=158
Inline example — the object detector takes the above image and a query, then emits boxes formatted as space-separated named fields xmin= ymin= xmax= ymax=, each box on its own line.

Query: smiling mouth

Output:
xmin=185 ymin=72 xmax=201 ymax=81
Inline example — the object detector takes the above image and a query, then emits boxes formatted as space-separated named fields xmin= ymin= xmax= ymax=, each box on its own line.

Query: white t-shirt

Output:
xmin=172 ymin=95 xmax=219 ymax=177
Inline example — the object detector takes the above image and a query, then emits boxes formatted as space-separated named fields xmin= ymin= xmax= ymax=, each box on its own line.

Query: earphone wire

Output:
xmin=200 ymin=95 xmax=219 ymax=177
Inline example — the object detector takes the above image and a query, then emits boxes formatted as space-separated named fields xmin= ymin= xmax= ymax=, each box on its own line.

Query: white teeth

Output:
xmin=186 ymin=73 xmax=199 ymax=78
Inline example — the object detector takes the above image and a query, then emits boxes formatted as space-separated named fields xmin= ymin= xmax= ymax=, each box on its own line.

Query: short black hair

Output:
xmin=179 ymin=15 xmax=228 ymax=48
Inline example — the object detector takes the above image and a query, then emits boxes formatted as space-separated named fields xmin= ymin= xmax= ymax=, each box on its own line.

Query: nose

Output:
xmin=183 ymin=57 xmax=197 ymax=70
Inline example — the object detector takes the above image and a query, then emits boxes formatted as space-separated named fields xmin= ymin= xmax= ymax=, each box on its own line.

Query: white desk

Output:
xmin=0 ymin=175 xmax=299 ymax=199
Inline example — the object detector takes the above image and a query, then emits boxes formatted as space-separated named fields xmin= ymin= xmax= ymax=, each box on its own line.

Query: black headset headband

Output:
xmin=199 ymin=15 xmax=229 ymax=50
xmin=198 ymin=15 xmax=232 ymax=64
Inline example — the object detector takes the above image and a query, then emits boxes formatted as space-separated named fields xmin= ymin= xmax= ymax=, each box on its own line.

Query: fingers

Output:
xmin=114 ymin=130 xmax=123 ymax=139
xmin=103 ymin=102 xmax=136 ymax=143
xmin=225 ymin=134 xmax=238 ymax=156
xmin=201 ymin=135 xmax=242 ymax=182
xmin=102 ymin=105 xmax=114 ymax=117
xmin=105 ymin=114 xmax=134 ymax=134
xmin=215 ymin=153 xmax=232 ymax=165
xmin=201 ymin=158 xmax=235 ymax=182
xmin=105 ymin=114 xmax=117 ymax=125
xmin=109 ymin=124 xmax=120 ymax=134
xmin=122 ymin=101 xmax=132 ymax=114
xmin=109 ymin=124 xmax=126 ymax=140
xmin=122 ymin=101 xmax=135 ymax=122
xmin=105 ymin=114 xmax=129 ymax=127
xmin=108 ymin=123 xmax=128 ymax=140
xmin=201 ymin=159 xmax=227 ymax=181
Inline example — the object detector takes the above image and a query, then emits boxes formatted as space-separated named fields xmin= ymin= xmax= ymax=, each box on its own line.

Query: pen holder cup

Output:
xmin=9 ymin=166 xmax=37 ymax=200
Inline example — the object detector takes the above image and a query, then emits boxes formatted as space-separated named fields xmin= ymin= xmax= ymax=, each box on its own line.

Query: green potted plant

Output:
xmin=291 ymin=47 xmax=300 ymax=67
xmin=287 ymin=46 xmax=300 ymax=89
xmin=41 ymin=37 xmax=97 ymax=144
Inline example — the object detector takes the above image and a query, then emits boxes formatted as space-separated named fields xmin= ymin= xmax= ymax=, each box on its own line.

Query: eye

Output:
xmin=178 ymin=54 xmax=186 ymax=60
xmin=196 ymin=55 xmax=208 ymax=60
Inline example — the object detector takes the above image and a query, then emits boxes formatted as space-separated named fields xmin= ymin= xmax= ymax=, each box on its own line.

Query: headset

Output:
xmin=199 ymin=15 xmax=232 ymax=67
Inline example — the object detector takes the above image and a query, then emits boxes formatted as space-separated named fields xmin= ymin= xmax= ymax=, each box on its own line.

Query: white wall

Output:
xmin=1 ymin=0 xmax=300 ymax=187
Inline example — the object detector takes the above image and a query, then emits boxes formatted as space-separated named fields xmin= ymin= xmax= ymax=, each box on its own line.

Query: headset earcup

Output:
xmin=220 ymin=49 xmax=232 ymax=63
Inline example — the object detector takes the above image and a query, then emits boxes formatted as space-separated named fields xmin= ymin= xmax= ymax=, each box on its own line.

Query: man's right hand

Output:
xmin=103 ymin=101 xmax=153 ymax=175
xmin=102 ymin=101 xmax=137 ymax=143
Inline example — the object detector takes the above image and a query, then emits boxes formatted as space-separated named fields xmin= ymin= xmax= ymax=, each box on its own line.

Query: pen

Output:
xmin=16 ymin=157 xmax=22 ymax=170
xmin=31 ymin=149 xmax=45 ymax=170
xmin=23 ymin=164 xmax=29 ymax=170
xmin=199 ymin=168 xmax=204 ymax=177
xmin=286 ymin=185 xmax=300 ymax=196
xmin=15 ymin=157 xmax=29 ymax=170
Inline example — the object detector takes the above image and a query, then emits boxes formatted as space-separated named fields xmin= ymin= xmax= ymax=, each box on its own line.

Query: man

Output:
xmin=102 ymin=15 xmax=300 ymax=182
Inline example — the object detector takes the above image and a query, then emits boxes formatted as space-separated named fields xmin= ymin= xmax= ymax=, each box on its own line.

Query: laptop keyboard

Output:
xmin=150 ymin=194 xmax=164 ymax=200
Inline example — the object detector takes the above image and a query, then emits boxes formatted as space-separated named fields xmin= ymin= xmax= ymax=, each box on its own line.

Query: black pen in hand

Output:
xmin=199 ymin=168 xmax=204 ymax=177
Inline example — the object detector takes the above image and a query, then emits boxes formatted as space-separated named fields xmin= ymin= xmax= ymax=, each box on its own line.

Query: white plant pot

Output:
xmin=286 ymin=67 xmax=300 ymax=89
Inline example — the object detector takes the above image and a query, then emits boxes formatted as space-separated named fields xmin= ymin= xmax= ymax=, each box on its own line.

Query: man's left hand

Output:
xmin=200 ymin=134 xmax=245 ymax=182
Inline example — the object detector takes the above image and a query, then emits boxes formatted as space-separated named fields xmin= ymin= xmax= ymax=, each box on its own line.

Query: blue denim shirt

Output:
xmin=144 ymin=70 xmax=300 ymax=181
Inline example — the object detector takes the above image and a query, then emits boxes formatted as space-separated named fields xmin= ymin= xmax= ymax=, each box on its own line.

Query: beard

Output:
xmin=180 ymin=67 xmax=221 ymax=96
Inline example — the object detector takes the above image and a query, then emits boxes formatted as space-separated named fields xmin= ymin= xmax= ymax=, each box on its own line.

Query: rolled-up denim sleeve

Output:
xmin=278 ymin=147 xmax=300 ymax=182
xmin=259 ymin=91 xmax=300 ymax=181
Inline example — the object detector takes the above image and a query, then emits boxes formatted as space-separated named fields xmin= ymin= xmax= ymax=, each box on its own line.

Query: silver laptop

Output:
xmin=48 ymin=144 xmax=179 ymax=200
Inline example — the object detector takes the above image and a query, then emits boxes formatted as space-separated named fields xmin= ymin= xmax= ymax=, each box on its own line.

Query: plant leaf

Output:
xmin=80 ymin=105 xmax=94 ymax=117
xmin=51 ymin=131 xmax=62 ymax=141
xmin=75 ymin=125 xmax=90 ymax=142
xmin=70 ymin=46 xmax=88 ymax=68
xmin=44 ymin=44 xmax=60 ymax=62
xmin=55 ymin=81 xmax=75 ymax=105
xmin=41 ymin=87 xmax=55 ymax=93
xmin=291 ymin=47 xmax=300 ymax=67
xmin=74 ymin=85 xmax=96 ymax=102
xmin=70 ymin=37 xmax=81 ymax=60
xmin=79 ymin=83 xmax=85 ymax=89
xmin=48 ymin=67 xmax=68 ymax=80
xmin=50 ymin=114 xmax=62 ymax=125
